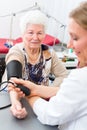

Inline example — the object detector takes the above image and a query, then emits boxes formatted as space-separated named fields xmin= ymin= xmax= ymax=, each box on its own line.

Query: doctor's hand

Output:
xmin=8 ymin=80 xmax=25 ymax=98
xmin=8 ymin=77 xmax=37 ymax=97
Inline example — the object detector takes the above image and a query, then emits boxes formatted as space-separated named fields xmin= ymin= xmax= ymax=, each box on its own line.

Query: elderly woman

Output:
xmin=9 ymin=1 xmax=87 ymax=130
xmin=3 ymin=10 xmax=67 ymax=118
xmin=3 ymin=10 xmax=67 ymax=86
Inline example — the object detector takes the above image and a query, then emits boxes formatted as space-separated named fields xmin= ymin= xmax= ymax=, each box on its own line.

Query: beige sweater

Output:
xmin=2 ymin=43 xmax=68 ymax=87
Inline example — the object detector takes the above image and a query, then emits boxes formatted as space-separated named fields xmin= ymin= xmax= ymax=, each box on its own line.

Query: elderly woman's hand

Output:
xmin=10 ymin=99 xmax=28 ymax=119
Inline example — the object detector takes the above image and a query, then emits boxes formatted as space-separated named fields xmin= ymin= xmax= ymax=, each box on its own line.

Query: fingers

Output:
xmin=8 ymin=82 xmax=25 ymax=98
xmin=10 ymin=78 xmax=30 ymax=86
xmin=10 ymin=103 xmax=27 ymax=119
xmin=18 ymin=91 xmax=25 ymax=98
xmin=10 ymin=78 xmax=25 ymax=85
xmin=9 ymin=77 xmax=35 ymax=93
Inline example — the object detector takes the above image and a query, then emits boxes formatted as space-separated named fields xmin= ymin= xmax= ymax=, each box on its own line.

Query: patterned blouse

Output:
xmin=23 ymin=45 xmax=52 ymax=85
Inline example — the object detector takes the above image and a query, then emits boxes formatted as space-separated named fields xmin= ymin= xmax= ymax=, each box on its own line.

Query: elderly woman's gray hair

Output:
xmin=20 ymin=10 xmax=48 ymax=34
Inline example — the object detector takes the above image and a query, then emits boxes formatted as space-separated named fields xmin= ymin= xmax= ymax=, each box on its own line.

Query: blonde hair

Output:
xmin=20 ymin=10 xmax=48 ymax=34
xmin=69 ymin=1 xmax=87 ymax=30
xmin=69 ymin=2 xmax=87 ymax=67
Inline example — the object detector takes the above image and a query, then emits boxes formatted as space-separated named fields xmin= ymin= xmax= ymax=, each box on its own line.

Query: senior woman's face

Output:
xmin=67 ymin=18 xmax=87 ymax=62
xmin=22 ymin=24 xmax=45 ymax=49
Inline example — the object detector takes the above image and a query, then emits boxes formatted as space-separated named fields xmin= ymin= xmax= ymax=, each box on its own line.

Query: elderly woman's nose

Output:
xmin=33 ymin=34 xmax=38 ymax=39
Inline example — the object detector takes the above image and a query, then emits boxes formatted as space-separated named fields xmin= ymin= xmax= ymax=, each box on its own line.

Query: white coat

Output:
xmin=33 ymin=67 xmax=87 ymax=130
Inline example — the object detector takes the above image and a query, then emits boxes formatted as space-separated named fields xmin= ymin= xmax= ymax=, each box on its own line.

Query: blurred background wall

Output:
xmin=0 ymin=0 xmax=85 ymax=44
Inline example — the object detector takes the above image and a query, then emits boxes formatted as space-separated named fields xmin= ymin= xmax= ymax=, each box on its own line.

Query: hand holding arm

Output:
xmin=9 ymin=77 xmax=59 ymax=99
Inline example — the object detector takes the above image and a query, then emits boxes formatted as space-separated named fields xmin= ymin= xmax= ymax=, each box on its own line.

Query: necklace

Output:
xmin=24 ymin=47 xmax=46 ymax=84
xmin=28 ymin=47 xmax=42 ymax=64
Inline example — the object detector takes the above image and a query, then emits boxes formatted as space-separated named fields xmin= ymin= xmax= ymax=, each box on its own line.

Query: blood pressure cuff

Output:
xmin=6 ymin=60 xmax=22 ymax=80
xmin=6 ymin=60 xmax=30 ymax=96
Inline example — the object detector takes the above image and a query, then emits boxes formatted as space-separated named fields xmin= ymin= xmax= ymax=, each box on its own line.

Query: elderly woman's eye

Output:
xmin=38 ymin=32 xmax=44 ymax=35
xmin=29 ymin=32 xmax=33 ymax=34
xmin=38 ymin=33 xmax=42 ymax=35
xmin=27 ymin=32 xmax=33 ymax=35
